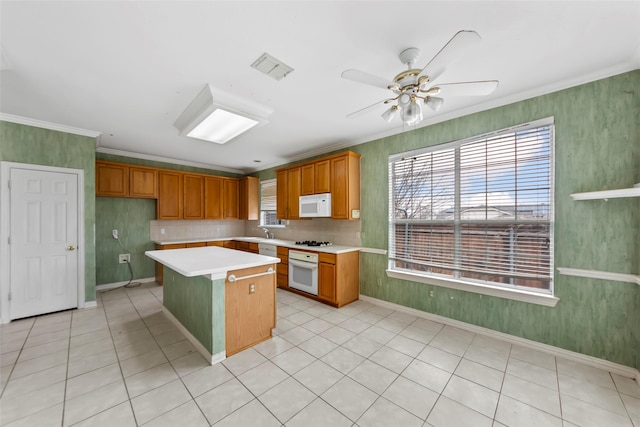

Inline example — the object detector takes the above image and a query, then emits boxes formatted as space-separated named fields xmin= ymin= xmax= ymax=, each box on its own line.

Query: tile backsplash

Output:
xmin=245 ymin=219 xmax=362 ymax=247
xmin=150 ymin=218 xmax=362 ymax=246
xmin=150 ymin=220 xmax=246 ymax=242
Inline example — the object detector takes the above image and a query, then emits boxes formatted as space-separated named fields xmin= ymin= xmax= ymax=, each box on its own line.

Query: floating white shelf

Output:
xmin=557 ymin=267 xmax=640 ymax=285
xmin=570 ymin=183 xmax=640 ymax=200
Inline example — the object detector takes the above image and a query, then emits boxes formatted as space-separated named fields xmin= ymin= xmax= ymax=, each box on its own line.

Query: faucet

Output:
xmin=261 ymin=228 xmax=275 ymax=239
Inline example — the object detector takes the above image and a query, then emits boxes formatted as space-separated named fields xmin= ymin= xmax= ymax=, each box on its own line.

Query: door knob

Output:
xmin=67 ymin=246 xmax=76 ymax=251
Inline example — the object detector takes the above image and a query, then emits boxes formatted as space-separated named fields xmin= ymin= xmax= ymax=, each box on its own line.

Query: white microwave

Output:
xmin=299 ymin=193 xmax=331 ymax=218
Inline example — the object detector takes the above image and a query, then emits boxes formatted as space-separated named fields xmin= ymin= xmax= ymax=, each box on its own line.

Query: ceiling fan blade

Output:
xmin=341 ymin=69 xmax=392 ymax=90
xmin=346 ymin=99 xmax=388 ymax=119
xmin=433 ymin=80 xmax=499 ymax=96
xmin=421 ymin=30 xmax=481 ymax=83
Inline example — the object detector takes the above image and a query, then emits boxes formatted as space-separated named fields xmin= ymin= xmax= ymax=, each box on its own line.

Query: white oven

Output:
xmin=288 ymin=250 xmax=318 ymax=296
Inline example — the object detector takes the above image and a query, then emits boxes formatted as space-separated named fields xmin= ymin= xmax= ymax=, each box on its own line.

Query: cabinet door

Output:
xmin=223 ymin=179 xmax=239 ymax=219
xmin=300 ymin=164 xmax=315 ymax=195
xmin=276 ymin=170 xmax=288 ymax=219
xmin=157 ymin=171 xmax=183 ymax=219
xmin=204 ymin=176 xmax=223 ymax=219
xmin=96 ymin=161 xmax=128 ymax=197
xmin=331 ymin=156 xmax=349 ymax=219
xmin=318 ymin=262 xmax=336 ymax=303
xmin=225 ymin=265 xmax=276 ymax=356
xmin=287 ymin=167 xmax=301 ymax=219
xmin=183 ymin=174 xmax=204 ymax=219
xmin=129 ymin=166 xmax=157 ymax=198
xmin=239 ymin=176 xmax=259 ymax=220
xmin=314 ymin=159 xmax=331 ymax=194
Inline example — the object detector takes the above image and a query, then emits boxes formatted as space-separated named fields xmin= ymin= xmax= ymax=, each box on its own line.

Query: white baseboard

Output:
xmin=96 ymin=277 xmax=156 ymax=291
xmin=79 ymin=301 xmax=97 ymax=310
xmin=359 ymin=294 xmax=640 ymax=387
xmin=162 ymin=307 xmax=225 ymax=366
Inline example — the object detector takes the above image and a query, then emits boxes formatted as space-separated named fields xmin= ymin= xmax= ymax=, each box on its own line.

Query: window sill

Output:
xmin=386 ymin=269 xmax=559 ymax=307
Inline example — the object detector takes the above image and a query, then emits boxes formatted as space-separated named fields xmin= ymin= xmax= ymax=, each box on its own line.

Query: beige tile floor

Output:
xmin=1 ymin=282 xmax=639 ymax=426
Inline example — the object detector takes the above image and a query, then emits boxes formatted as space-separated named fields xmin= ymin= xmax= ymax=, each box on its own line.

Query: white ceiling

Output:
xmin=1 ymin=1 xmax=639 ymax=174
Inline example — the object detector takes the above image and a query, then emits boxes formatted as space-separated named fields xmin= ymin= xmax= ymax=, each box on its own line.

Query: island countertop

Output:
xmin=145 ymin=246 xmax=280 ymax=279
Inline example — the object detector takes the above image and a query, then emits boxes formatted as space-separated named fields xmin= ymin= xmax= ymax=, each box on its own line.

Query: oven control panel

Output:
xmin=288 ymin=250 xmax=319 ymax=263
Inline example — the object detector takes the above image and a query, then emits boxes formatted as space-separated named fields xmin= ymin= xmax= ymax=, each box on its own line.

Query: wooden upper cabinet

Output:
xmin=239 ymin=176 xmax=259 ymax=220
xmin=204 ymin=176 xmax=224 ymax=219
xmin=129 ymin=166 xmax=157 ymax=198
xmin=183 ymin=174 xmax=204 ymax=219
xmin=223 ymin=178 xmax=239 ymax=219
xmin=315 ymin=159 xmax=331 ymax=194
xmin=331 ymin=152 xmax=360 ymax=219
xmin=300 ymin=164 xmax=315 ymax=195
xmin=287 ymin=167 xmax=301 ymax=220
xmin=276 ymin=170 xmax=288 ymax=219
xmin=96 ymin=161 xmax=128 ymax=197
xmin=157 ymin=170 xmax=183 ymax=219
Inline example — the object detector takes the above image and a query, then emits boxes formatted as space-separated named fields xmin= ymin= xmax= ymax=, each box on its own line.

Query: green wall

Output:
xmin=95 ymin=197 xmax=156 ymax=284
xmin=0 ymin=121 xmax=97 ymax=302
xmin=94 ymin=153 xmax=241 ymax=285
xmin=258 ymin=71 xmax=640 ymax=369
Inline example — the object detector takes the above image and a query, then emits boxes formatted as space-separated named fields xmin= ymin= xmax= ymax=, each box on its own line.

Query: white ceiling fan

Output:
xmin=342 ymin=30 xmax=499 ymax=126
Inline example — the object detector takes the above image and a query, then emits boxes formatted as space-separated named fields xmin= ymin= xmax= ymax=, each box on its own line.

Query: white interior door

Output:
xmin=9 ymin=168 xmax=79 ymax=320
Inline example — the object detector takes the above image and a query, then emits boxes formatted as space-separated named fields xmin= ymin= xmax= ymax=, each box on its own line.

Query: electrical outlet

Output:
xmin=160 ymin=228 xmax=166 ymax=235
xmin=429 ymin=290 xmax=435 ymax=298
xmin=119 ymin=253 xmax=130 ymax=264
xmin=112 ymin=229 xmax=118 ymax=239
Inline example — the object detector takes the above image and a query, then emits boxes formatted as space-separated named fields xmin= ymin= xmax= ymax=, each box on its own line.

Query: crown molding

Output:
xmin=0 ymin=113 xmax=102 ymax=139
xmin=95 ymin=147 xmax=245 ymax=175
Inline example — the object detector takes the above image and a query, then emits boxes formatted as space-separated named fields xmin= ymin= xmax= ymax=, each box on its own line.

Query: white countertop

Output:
xmin=145 ymin=246 xmax=280 ymax=279
xmin=152 ymin=236 xmax=361 ymax=255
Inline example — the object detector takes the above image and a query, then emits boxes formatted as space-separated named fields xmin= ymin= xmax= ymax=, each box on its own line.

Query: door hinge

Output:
xmin=8 ymin=292 xmax=12 ymax=301
xmin=7 ymin=180 xmax=11 ymax=189
xmin=7 ymin=236 xmax=10 ymax=245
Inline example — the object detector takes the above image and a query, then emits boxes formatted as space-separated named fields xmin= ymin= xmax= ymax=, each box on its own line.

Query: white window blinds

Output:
xmin=389 ymin=119 xmax=554 ymax=293
xmin=260 ymin=179 xmax=277 ymax=211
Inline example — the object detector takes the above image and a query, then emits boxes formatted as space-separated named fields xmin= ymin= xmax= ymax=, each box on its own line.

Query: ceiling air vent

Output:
xmin=251 ymin=53 xmax=293 ymax=81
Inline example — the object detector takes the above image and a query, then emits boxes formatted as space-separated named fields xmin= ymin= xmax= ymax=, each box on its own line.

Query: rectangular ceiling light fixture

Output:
xmin=174 ymin=84 xmax=272 ymax=144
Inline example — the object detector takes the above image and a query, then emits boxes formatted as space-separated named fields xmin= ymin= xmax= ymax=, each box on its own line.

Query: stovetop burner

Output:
xmin=295 ymin=240 xmax=332 ymax=247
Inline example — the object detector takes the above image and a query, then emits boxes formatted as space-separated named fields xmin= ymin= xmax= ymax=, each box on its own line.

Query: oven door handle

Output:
xmin=289 ymin=258 xmax=318 ymax=269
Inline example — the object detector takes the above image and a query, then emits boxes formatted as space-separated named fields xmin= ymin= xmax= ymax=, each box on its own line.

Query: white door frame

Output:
xmin=0 ymin=161 xmax=87 ymax=324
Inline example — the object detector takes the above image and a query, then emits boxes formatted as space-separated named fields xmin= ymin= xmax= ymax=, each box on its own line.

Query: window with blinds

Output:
xmin=260 ymin=179 xmax=285 ymax=226
xmin=388 ymin=118 xmax=554 ymax=293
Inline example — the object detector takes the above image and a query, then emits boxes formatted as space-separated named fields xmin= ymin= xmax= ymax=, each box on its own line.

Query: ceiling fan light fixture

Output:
xmin=174 ymin=84 xmax=272 ymax=145
xmin=401 ymin=97 xmax=423 ymax=125
xmin=425 ymin=96 xmax=444 ymax=112
xmin=381 ymin=105 xmax=398 ymax=123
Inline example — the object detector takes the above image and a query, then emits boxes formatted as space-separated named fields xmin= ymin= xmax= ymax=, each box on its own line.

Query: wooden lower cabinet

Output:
xmin=154 ymin=243 xmax=186 ymax=285
xmin=276 ymin=246 xmax=289 ymax=288
xmin=225 ymin=264 xmax=276 ymax=356
xmin=317 ymin=251 xmax=360 ymax=307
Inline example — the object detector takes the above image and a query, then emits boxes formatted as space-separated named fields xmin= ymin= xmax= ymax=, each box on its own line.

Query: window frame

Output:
xmin=386 ymin=117 xmax=558 ymax=307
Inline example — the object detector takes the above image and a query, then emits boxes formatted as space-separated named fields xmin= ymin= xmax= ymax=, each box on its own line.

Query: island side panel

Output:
xmin=163 ymin=266 xmax=225 ymax=356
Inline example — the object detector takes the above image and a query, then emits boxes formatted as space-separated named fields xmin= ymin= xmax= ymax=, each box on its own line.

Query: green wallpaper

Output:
xmin=257 ymin=71 xmax=640 ymax=369
xmin=163 ymin=267 xmax=226 ymax=355
xmin=95 ymin=197 xmax=156 ymax=284
xmin=0 ymin=121 xmax=97 ymax=302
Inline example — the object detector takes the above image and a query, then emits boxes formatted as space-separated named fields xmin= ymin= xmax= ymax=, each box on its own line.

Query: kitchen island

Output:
xmin=145 ymin=246 xmax=280 ymax=364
